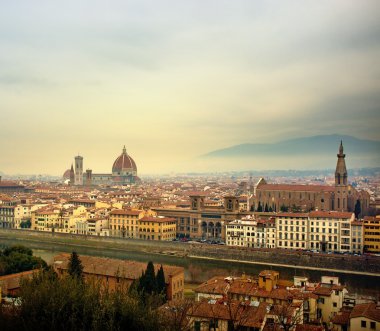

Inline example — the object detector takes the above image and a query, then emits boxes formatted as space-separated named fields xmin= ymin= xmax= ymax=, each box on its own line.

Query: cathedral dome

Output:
xmin=112 ymin=146 xmax=137 ymax=176
xmin=63 ymin=169 xmax=71 ymax=180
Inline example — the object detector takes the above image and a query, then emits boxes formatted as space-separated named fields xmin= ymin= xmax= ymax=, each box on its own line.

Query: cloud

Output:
xmin=0 ymin=1 xmax=379 ymax=174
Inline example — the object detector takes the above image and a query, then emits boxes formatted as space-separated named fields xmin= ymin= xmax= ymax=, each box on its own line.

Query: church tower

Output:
xmin=334 ymin=141 xmax=348 ymax=211
xmin=74 ymin=155 xmax=83 ymax=186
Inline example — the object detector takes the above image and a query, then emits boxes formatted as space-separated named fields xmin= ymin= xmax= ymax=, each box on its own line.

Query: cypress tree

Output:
xmin=257 ymin=202 xmax=263 ymax=212
xmin=354 ymin=200 xmax=361 ymax=218
xmin=67 ymin=251 xmax=83 ymax=280
xmin=143 ymin=261 xmax=157 ymax=294
xmin=264 ymin=203 xmax=269 ymax=212
xmin=156 ymin=265 xmax=166 ymax=298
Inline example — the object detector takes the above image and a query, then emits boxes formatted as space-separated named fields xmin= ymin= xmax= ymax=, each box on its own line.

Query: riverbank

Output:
xmin=0 ymin=229 xmax=379 ymax=277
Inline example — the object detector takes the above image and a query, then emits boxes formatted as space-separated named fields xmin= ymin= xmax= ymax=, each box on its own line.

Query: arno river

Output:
xmin=1 ymin=237 xmax=379 ymax=297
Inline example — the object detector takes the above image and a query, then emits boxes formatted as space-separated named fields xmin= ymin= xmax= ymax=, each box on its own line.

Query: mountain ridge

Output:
xmin=202 ymin=134 xmax=380 ymax=158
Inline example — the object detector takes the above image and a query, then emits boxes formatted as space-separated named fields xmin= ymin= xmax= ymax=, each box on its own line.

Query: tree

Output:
xmin=264 ymin=203 xmax=269 ymax=212
xmin=270 ymin=302 xmax=304 ymax=331
xmin=0 ymin=268 xmax=163 ymax=331
xmin=20 ymin=220 xmax=31 ymax=228
xmin=156 ymin=265 xmax=166 ymax=299
xmin=257 ymin=202 xmax=263 ymax=212
xmin=290 ymin=204 xmax=302 ymax=213
xmin=0 ymin=245 xmax=47 ymax=276
xmin=268 ymin=206 xmax=273 ymax=213
xmin=354 ymin=200 xmax=361 ymax=218
xmin=68 ymin=251 xmax=83 ymax=280
xmin=280 ymin=204 xmax=289 ymax=212
xmin=143 ymin=261 xmax=157 ymax=295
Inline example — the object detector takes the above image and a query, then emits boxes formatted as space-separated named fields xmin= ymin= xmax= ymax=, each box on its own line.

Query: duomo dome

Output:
xmin=112 ymin=146 xmax=137 ymax=176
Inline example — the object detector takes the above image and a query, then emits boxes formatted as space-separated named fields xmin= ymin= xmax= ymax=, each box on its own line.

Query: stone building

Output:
xmin=254 ymin=142 xmax=370 ymax=216
xmin=153 ymin=194 xmax=249 ymax=240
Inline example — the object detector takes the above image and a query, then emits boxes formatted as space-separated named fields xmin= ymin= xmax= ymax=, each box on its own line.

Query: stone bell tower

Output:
xmin=334 ymin=141 xmax=348 ymax=211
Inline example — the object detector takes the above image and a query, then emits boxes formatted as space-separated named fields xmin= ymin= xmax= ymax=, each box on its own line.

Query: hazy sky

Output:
xmin=1 ymin=1 xmax=379 ymax=175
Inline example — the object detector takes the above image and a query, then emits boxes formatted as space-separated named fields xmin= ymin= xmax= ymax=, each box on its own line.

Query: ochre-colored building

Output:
xmin=363 ymin=216 xmax=380 ymax=253
xmin=109 ymin=209 xmax=146 ymax=238
xmin=138 ymin=216 xmax=176 ymax=241
xmin=53 ymin=254 xmax=184 ymax=300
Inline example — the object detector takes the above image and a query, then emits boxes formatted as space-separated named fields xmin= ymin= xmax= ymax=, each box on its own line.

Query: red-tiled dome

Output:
xmin=63 ymin=169 xmax=71 ymax=179
xmin=112 ymin=146 xmax=137 ymax=174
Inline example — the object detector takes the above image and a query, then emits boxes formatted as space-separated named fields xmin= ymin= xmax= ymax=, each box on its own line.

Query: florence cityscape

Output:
xmin=0 ymin=1 xmax=379 ymax=331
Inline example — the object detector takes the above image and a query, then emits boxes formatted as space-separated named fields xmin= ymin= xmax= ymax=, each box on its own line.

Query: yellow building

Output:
xmin=109 ymin=209 xmax=146 ymax=238
xmin=313 ymin=276 xmax=347 ymax=324
xmin=31 ymin=209 xmax=59 ymax=231
xmin=363 ymin=216 xmax=380 ymax=253
xmin=138 ymin=216 xmax=176 ymax=241
xmin=350 ymin=302 xmax=380 ymax=331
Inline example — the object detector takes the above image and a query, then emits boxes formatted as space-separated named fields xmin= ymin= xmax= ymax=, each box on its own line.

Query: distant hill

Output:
xmin=197 ymin=134 xmax=380 ymax=171
xmin=203 ymin=134 xmax=380 ymax=158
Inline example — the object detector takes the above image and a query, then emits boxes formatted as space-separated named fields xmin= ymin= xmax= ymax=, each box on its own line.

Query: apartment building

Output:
xmin=363 ymin=216 xmax=380 ymax=253
xmin=309 ymin=211 xmax=354 ymax=253
xmin=138 ymin=216 xmax=176 ymax=241
xmin=276 ymin=213 xmax=309 ymax=250
xmin=109 ymin=209 xmax=145 ymax=238
xmin=226 ymin=218 xmax=257 ymax=247
xmin=351 ymin=220 xmax=364 ymax=254
xmin=0 ymin=205 xmax=15 ymax=228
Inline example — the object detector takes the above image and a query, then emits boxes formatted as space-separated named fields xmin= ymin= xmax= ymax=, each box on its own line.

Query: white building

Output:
xmin=276 ymin=213 xmax=309 ymax=250
xmin=226 ymin=217 xmax=275 ymax=248
xmin=309 ymin=211 xmax=354 ymax=253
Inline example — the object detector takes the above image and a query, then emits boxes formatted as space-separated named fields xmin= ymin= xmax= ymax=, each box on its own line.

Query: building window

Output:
xmin=361 ymin=320 xmax=366 ymax=328
xmin=370 ymin=322 xmax=376 ymax=330
xmin=333 ymin=302 xmax=337 ymax=307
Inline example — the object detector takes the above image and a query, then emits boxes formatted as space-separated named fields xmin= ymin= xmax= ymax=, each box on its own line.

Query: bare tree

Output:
xmin=268 ymin=302 xmax=304 ymax=331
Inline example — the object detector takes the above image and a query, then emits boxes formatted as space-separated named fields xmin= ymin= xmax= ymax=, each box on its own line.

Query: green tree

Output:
xmin=354 ymin=200 xmax=361 ymax=218
xmin=280 ymin=204 xmax=289 ymax=212
xmin=143 ymin=261 xmax=157 ymax=295
xmin=290 ymin=204 xmax=302 ymax=212
xmin=68 ymin=251 xmax=83 ymax=280
xmin=257 ymin=202 xmax=262 ymax=212
xmin=264 ymin=203 xmax=269 ymax=212
xmin=268 ymin=206 xmax=273 ymax=213
xmin=0 ymin=268 xmax=163 ymax=331
xmin=20 ymin=220 xmax=31 ymax=228
xmin=0 ymin=245 xmax=46 ymax=276
xmin=3 ymin=245 xmax=32 ymax=256
xmin=156 ymin=265 xmax=166 ymax=299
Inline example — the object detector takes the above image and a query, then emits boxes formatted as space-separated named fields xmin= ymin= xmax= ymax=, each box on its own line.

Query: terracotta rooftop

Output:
xmin=331 ymin=309 xmax=351 ymax=325
xmin=350 ymin=302 xmax=380 ymax=322
xmin=313 ymin=286 xmax=333 ymax=296
xmin=189 ymin=300 xmax=269 ymax=329
xmin=276 ymin=213 xmax=309 ymax=218
xmin=53 ymin=254 xmax=183 ymax=283
xmin=140 ymin=216 xmax=176 ymax=223
xmin=309 ymin=211 xmax=354 ymax=219
xmin=109 ymin=209 xmax=142 ymax=216
xmin=257 ymin=184 xmax=335 ymax=192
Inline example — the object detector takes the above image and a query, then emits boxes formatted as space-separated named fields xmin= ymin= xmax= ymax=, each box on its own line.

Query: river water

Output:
xmin=0 ymin=237 xmax=378 ymax=297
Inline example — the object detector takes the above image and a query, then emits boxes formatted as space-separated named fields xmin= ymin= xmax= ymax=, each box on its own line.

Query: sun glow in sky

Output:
xmin=1 ymin=1 xmax=379 ymax=175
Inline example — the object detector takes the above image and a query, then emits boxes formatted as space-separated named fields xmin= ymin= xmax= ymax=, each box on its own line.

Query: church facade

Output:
xmin=253 ymin=142 xmax=370 ymax=217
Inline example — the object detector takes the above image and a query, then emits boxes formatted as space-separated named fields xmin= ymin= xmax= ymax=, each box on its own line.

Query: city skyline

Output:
xmin=1 ymin=1 xmax=380 ymax=175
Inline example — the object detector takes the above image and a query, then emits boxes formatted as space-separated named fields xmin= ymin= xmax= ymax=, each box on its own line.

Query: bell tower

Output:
xmin=334 ymin=141 xmax=348 ymax=211
xmin=74 ymin=155 xmax=84 ymax=186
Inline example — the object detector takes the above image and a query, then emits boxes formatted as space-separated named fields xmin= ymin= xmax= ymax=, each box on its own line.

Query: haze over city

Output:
xmin=1 ymin=1 xmax=379 ymax=175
